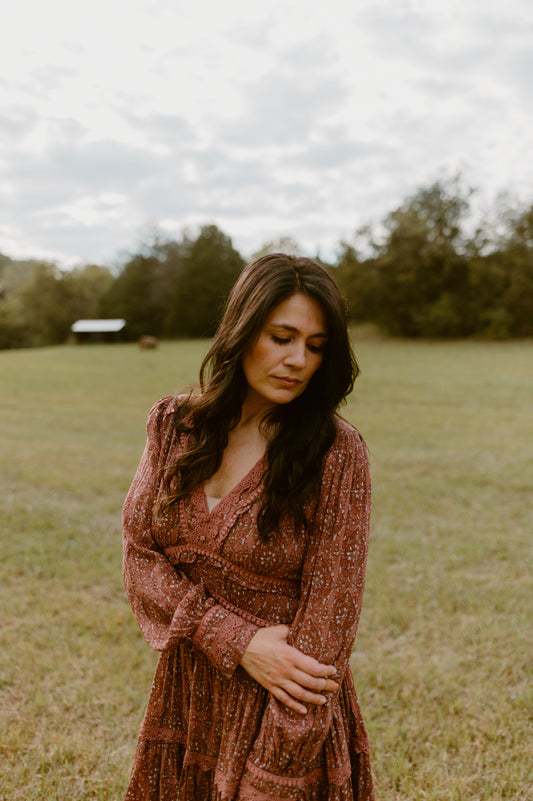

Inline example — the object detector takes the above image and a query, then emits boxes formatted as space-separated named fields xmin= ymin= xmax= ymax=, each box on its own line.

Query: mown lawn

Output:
xmin=0 ymin=338 xmax=531 ymax=800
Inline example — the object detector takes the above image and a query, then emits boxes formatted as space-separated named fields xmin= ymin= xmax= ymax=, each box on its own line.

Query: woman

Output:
xmin=122 ymin=254 xmax=374 ymax=801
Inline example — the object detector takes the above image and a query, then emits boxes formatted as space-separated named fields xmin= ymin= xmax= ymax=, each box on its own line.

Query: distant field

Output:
xmin=0 ymin=338 xmax=531 ymax=801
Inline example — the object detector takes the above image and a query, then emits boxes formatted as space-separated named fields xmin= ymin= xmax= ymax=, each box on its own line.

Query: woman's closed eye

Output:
xmin=271 ymin=335 xmax=326 ymax=355
xmin=307 ymin=343 xmax=325 ymax=354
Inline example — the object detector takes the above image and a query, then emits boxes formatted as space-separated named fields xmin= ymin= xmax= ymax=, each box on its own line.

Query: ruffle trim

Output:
xmin=238 ymin=777 xmax=295 ymax=801
xmin=163 ymin=545 xmax=300 ymax=596
xmin=243 ymin=758 xmax=352 ymax=788
xmin=138 ymin=723 xmax=369 ymax=799
xmin=140 ymin=721 xmax=186 ymax=743
xmin=192 ymin=605 xmax=259 ymax=676
xmin=209 ymin=592 xmax=271 ymax=628
xmin=188 ymin=459 xmax=266 ymax=547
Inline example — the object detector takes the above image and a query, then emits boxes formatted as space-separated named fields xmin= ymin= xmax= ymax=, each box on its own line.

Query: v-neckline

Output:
xmin=200 ymin=454 xmax=266 ymax=517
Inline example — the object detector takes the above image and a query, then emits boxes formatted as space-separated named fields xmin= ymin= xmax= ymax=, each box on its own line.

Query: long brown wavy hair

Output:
xmin=161 ymin=253 xmax=359 ymax=538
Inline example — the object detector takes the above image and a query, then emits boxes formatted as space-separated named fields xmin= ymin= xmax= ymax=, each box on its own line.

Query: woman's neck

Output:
xmin=238 ymin=391 xmax=276 ymax=430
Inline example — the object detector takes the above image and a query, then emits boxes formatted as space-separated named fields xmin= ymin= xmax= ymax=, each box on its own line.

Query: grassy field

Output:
xmin=0 ymin=337 xmax=531 ymax=800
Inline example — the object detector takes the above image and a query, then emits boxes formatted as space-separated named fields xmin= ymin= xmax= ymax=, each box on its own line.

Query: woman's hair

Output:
xmin=161 ymin=253 xmax=359 ymax=538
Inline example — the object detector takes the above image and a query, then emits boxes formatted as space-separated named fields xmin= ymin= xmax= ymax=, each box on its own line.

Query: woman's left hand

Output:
xmin=240 ymin=624 xmax=339 ymax=714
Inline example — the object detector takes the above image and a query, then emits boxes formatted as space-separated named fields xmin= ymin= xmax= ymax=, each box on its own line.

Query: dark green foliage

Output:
xmin=334 ymin=244 xmax=380 ymax=323
xmin=336 ymin=177 xmax=533 ymax=339
xmin=2 ymin=179 xmax=533 ymax=348
xmin=0 ymin=256 xmax=114 ymax=349
xmin=496 ymin=206 xmax=533 ymax=337
xmin=100 ymin=254 xmax=170 ymax=339
xmin=0 ymin=302 xmax=31 ymax=349
xmin=99 ymin=238 xmax=186 ymax=339
xmin=373 ymin=178 xmax=473 ymax=338
xmin=167 ymin=225 xmax=245 ymax=337
xmin=20 ymin=262 xmax=78 ymax=345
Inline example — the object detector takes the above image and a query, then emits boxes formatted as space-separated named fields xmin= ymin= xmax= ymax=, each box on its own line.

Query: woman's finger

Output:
xmin=270 ymin=685 xmax=308 ymax=716
xmin=288 ymin=667 xmax=339 ymax=693
xmin=279 ymin=678 xmax=328 ymax=706
xmin=280 ymin=642 xmax=337 ymax=679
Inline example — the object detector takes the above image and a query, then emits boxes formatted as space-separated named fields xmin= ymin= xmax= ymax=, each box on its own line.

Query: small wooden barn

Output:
xmin=71 ymin=319 xmax=126 ymax=344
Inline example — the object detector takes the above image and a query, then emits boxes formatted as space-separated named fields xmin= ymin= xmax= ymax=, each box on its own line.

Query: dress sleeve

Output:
xmin=122 ymin=397 xmax=259 ymax=679
xmin=238 ymin=424 xmax=371 ymax=800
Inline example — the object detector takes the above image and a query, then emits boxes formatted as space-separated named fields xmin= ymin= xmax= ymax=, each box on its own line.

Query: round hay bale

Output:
xmin=138 ymin=335 xmax=158 ymax=349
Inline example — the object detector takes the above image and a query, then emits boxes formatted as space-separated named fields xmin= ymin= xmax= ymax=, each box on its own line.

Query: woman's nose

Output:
xmin=284 ymin=342 xmax=307 ymax=368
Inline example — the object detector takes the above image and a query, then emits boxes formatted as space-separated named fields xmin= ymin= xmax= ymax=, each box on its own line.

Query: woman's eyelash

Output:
xmin=271 ymin=335 xmax=324 ymax=354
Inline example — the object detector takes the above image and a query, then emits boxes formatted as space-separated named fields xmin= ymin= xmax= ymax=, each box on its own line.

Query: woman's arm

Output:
xmin=122 ymin=397 xmax=259 ymax=678
xmin=238 ymin=424 xmax=371 ymax=799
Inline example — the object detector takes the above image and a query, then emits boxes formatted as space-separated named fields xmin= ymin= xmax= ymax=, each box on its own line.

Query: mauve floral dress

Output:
xmin=122 ymin=395 xmax=374 ymax=801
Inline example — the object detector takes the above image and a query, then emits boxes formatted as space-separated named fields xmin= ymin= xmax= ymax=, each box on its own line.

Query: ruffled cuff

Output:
xmin=192 ymin=605 xmax=259 ymax=679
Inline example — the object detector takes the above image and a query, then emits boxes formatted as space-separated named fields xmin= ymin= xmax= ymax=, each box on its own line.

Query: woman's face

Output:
xmin=241 ymin=293 xmax=327 ymax=411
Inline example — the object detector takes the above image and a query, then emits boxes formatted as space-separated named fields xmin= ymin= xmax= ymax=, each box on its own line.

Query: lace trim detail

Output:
xmin=212 ymin=463 xmax=265 ymax=547
xmin=238 ymin=777 xmax=294 ymax=801
xmin=326 ymin=762 xmax=352 ymax=786
xmin=214 ymin=768 xmax=240 ymax=799
xmin=246 ymin=760 xmax=324 ymax=788
xmin=187 ymin=458 xmax=266 ymax=548
xmin=163 ymin=545 xmax=299 ymax=596
xmin=139 ymin=723 xmax=221 ymax=774
xmin=139 ymin=722 xmax=186 ymax=743
xmin=192 ymin=606 xmax=259 ymax=677
xmin=244 ymin=761 xmax=327 ymax=788
xmin=183 ymin=749 xmax=218 ymax=772
xmin=215 ymin=611 xmax=258 ymax=674
xmin=209 ymin=592 xmax=270 ymax=627
xmin=243 ymin=756 xmax=358 ymax=789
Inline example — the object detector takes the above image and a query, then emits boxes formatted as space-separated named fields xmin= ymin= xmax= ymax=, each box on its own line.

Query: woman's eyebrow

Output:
xmin=269 ymin=323 xmax=328 ymax=338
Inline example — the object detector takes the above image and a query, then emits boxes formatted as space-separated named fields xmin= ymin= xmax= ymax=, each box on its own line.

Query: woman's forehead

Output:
xmin=265 ymin=293 xmax=327 ymax=334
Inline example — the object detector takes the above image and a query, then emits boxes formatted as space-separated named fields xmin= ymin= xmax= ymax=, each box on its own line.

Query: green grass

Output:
xmin=1 ymin=338 xmax=531 ymax=800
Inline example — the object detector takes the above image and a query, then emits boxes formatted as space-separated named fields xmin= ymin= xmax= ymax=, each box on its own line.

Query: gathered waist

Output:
xmin=163 ymin=545 xmax=300 ymax=626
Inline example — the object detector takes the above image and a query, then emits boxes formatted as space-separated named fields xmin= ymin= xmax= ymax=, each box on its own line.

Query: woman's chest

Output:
xmin=153 ymin=485 xmax=306 ymax=583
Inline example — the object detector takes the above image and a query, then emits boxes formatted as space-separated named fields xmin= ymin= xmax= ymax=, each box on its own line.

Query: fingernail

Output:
xmin=319 ymin=696 xmax=326 ymax=704
xmin=298 ymin=706 xmax=307 ymax=715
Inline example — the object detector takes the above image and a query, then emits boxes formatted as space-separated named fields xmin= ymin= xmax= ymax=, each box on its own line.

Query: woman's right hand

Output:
xmin=239 ymin=624 xmax=339 ymax=715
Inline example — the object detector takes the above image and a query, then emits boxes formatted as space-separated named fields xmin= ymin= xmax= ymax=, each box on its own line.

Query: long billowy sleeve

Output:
xmin=122 ymin=397 xmax=259 ymax=678
xmin=238 ymin=424 xmax=371 ymax=800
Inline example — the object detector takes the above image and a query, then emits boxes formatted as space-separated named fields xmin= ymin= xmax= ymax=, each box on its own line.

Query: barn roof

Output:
xmin=71 ymin=319 xmax=126 ymax=333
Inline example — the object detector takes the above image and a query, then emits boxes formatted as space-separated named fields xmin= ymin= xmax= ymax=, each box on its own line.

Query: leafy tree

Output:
xmin=0 ymin=254 xmax=38 ymax=294
xmin=334 ymin=240 xmax=380 ymax=323
xmin=2 ymin=182 xmax=533 ymax=347
xmin=65 ymin=264 xmax=114 ymax=320
xmin=100 ymin=254 xmax=166 ymax=338
xmin=0 ymin=255 xmax=35 ymax=348
xmin=0 ymin=297 xmax=30 ymax=349
xmin=497 ymin=203 xmax=533 ymax=337
xmin=20 ymin=262 xmax=79 ymax=345
xmin=373 ymin=177 xmax=473 ymax=337
xmin=168 ymin=225 xmax=245 ymax=337
xmin=100 ymin=239 xmax=186 ymax=339
xmin=0 ymin=256 xmax=116 ymax=347
xmin=466 ymin=201 xmax=533 ymax=338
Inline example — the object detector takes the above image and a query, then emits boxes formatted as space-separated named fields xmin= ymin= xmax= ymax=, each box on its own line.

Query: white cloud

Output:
xmin=0 ymin=0 xmax=532 ymax=264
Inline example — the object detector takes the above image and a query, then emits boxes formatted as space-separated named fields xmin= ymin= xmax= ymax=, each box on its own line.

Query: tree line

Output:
xmin=0 ymin=177 xmax=532 ymax=349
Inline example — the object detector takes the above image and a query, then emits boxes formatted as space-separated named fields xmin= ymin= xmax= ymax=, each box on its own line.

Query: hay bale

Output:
xmin=138 ymin=335 xmax=158 ymax=349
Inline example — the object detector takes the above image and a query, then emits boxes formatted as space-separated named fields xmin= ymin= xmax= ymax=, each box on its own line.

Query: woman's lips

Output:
xmin=274 ymin=376 xmax=300 ymax=387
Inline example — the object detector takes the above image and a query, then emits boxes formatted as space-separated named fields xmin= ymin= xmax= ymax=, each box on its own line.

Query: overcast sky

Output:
xmin=1 ymin=0 xmax=532 ymax=267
